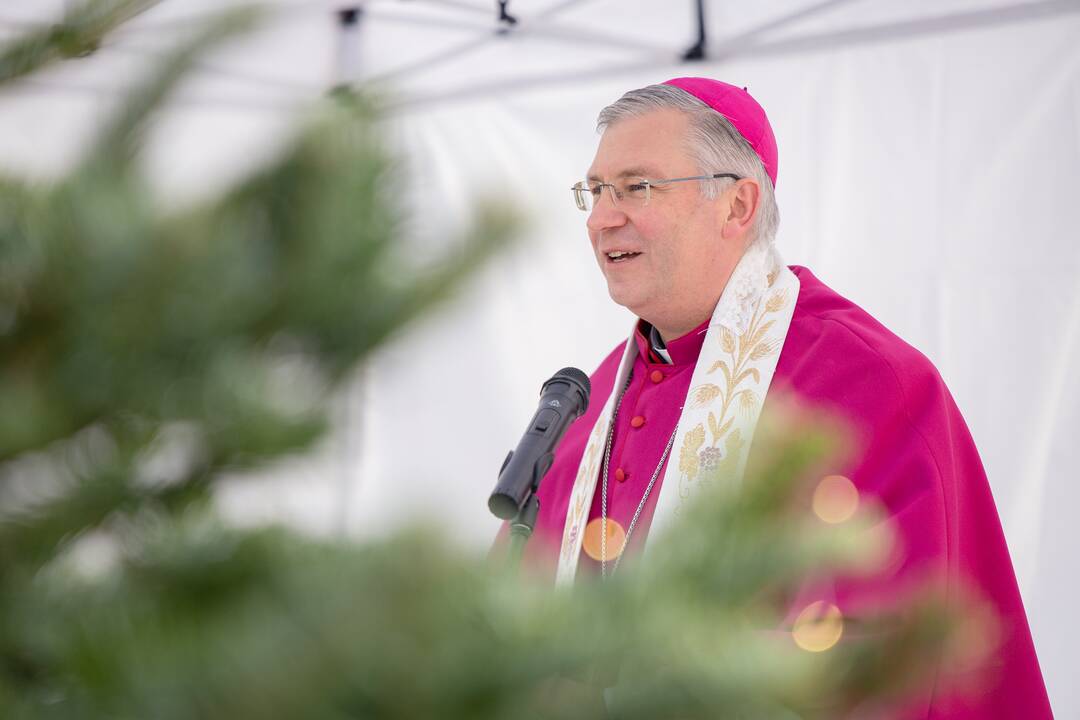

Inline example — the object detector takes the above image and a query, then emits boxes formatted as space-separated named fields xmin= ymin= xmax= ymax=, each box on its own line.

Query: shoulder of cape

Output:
xmin=784 ymin=267 xmax=978 ymax=508
xmin=788 ymin=266 xmax=949 ymax=402
xmin=784 ymin=267 xmax=967 ymax=472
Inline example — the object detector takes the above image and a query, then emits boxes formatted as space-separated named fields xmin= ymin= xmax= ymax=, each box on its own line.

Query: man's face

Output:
xmin=585 ymin=109 xmax=740 ymax=334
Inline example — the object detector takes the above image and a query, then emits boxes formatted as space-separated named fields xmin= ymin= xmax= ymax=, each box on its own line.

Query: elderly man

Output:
xmin=516 ymin=77 xmax=1051 ymax=717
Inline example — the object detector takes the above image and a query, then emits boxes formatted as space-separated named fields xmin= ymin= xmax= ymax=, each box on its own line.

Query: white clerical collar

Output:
xmin=647 ymin=323 xmax=673 ymax=364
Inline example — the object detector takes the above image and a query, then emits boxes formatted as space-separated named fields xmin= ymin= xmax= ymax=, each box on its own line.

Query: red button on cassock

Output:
xmin=614 ymin=468 xmax=627 ymax=482
xmin=649 ymin=370 xmax=664 ymax=384
xmin=630 ymin=415 xmax=646 ymax=428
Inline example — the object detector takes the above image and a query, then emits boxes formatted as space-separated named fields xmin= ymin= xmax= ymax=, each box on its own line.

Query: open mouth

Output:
xmin=606 ymin=250 xmax=642 ymax=264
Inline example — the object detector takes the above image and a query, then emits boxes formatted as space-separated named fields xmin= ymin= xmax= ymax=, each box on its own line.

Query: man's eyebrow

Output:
xmin=617 ymin=166 xmax=662 ymax=179
xmin=586 ymin=166 xmax=663 ymax=182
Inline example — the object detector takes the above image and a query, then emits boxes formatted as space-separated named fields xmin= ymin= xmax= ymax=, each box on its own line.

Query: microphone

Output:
xmin=488 ymin=367 xmax=591 ymax=520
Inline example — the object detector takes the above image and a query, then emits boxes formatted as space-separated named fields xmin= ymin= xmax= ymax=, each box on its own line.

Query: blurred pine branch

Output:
xmin=0 ymin=1 xmax=513 ymax=584
xmin=0 ymin=0 xmax=162 ymax=82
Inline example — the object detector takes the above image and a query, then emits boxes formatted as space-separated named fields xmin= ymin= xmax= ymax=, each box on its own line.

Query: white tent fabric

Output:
xmin=1 ymin=1 xmax=1077 ymax=716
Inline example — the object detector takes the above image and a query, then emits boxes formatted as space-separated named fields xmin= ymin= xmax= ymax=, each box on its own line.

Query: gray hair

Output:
xmin=596 ymin=84 xmax=779 ymax=246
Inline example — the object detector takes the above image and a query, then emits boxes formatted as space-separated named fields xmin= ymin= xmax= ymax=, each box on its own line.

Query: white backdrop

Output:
xmin=1 ymin=1 xmax=1077 ymax=716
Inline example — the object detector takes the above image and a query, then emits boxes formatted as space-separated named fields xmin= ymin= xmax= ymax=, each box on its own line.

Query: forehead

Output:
xmin=587 ymin=108 xmax=695 ymax=180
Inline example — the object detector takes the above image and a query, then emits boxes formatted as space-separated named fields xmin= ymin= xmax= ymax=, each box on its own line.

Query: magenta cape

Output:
xmin=516 ymin=265 xmax=1051 ymax=718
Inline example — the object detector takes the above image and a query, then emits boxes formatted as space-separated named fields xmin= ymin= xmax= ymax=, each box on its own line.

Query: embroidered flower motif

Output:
xmin=737 ymin=389 xmax=759 ymax=415
xmin=765 ymin=289 xmax=788 ymax=313
xmin=749 ymin=339 xmax=777 ymax=361
xmin=743 ymin=320 xmax=774 ymax=353
xmin=708 ymin=412 xmax=734 ymax=444
xmin=678 ymin=423 xmax=706 ymax=480
xmin=699 ymin=446 xmax=722 ymax=473
xmin=688 ymin=383 xmax=722 ymax=408
xmin=720 ymin=327 xmax=736 ymax=354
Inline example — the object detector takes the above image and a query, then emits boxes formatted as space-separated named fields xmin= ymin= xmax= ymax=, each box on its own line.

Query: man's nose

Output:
xmin=586 ymin=188 xmax=627 ymax=233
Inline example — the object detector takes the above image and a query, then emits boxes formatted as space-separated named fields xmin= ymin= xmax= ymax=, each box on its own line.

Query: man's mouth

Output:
xmin=606 ymin=250 xmax=642 ymax=263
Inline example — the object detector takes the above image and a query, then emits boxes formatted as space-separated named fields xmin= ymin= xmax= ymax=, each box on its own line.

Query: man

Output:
xmin=517 ymin=77 xmax=1051 ymax=717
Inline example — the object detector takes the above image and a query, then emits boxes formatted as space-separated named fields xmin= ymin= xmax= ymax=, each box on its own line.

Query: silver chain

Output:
xmin=600 ymin=371 xmax=680 ymax=578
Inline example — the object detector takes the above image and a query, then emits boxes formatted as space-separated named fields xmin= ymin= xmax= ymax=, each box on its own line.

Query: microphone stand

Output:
xmin=505 ymin=492 xmax=540 ymax=575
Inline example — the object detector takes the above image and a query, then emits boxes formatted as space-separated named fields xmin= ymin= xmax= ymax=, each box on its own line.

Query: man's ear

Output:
xmin=720 ymin=179 xmax=760 ymax=241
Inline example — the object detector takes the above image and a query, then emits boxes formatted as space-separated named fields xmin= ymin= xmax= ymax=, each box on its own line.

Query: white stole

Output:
xmin=555 ymin=243 xmax=800 ymax=585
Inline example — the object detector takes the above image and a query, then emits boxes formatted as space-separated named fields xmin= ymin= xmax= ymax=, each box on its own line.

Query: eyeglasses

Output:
xmin=570 ymin=173 xmax=742 ymax=212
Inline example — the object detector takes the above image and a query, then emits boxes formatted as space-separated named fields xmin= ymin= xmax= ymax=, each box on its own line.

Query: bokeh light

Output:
xmin=812 ymin=475 xmax=859 ymax=524
xmin=582 ymin=517 xmax=625 ymax=562
xmin=793 ymin=601 xmax=844 ymax=652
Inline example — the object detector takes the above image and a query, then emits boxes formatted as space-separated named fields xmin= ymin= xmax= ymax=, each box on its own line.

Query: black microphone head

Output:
xmin=489 ymin=367 xmax=592 ymax=521
xmin=547 ymin=366 xmax=590 ymax=412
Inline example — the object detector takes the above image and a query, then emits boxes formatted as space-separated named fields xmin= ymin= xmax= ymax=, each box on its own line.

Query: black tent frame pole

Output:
xmin=682 ymin=0 xmax=707 ymax=60
xmin=497 ymin=0 xmax=518 ymax=27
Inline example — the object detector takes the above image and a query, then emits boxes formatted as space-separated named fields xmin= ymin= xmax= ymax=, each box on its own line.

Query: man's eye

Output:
xmin=626 ymin=183 xmax=648 ymax=193
xmin=589 ymin=186 xmax=603 ymax=196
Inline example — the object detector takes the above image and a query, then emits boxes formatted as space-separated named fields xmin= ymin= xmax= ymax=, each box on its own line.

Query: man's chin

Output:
xmin=606 ymin=285 xmax=648 ymax=316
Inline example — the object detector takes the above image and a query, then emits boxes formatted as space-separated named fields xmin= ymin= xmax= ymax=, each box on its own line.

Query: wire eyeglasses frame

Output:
xmin=571 ymin=172 xmax=742 ymax=211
